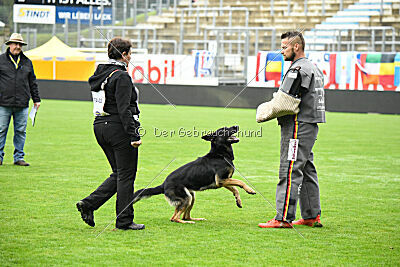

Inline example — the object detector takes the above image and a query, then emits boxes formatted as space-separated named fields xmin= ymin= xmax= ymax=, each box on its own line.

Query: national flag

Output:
xmin=255 ymin=52 xmax=262 ymax=82
xmin=379 ymin=53 xmax=396 ymax=90
xmin=307 ymin=52 xmax=330 ymax=88
xmin=355 ymin=53 xmax=367 ymax=89
xmin=346 ymin=53 xmax=352 ymax=88
xmin=335 ymin=53 xmax=341 ymax=85
xmin=364 ymin=53 xmax=381 ymax=88
xmin=334 ymin=53 xmax=352 ymax=89
xmin=325 ymin=53 xmax=338 ymax=89
xmin=265 ymin=53 xmax=283 ymax=87
xmin=193 ymin=50 xmax=214 ymax=77
xmin=395 ymin=53 xmax=400 ymax=87
xmin=194 ymin=51 xmax=200 ymax=77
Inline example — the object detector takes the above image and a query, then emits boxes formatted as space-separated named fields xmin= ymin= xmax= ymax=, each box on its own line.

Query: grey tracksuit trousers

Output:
xmin=275 ymin=115 xmax=321 ymax=222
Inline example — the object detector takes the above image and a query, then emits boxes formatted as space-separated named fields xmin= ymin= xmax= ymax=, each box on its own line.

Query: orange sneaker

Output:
xmin=292 ymin=215 xmax=323 ymax=227
xmin=258 ymin=219 xmax=292 ymax=228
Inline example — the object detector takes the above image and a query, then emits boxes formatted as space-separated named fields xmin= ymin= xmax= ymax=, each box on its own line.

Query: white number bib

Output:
xmin=287 ymin=139 xmax=299 ymax=161
xmin=91 ymin=69 xmax=120 ymax=116
xmin=92 ymin=90 xmax=110 ymax=116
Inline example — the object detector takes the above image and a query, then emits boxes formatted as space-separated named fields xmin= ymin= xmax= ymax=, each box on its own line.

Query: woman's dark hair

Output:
xmin=107 ymin=37 xmax=132 ymax=60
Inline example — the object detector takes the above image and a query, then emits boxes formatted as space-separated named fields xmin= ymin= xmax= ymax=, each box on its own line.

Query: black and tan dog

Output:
xmin=132 ymin=125 xmax=256 ymax=223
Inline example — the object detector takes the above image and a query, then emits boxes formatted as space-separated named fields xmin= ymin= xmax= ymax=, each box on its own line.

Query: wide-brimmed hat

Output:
xmin=5 ymin=33 xmax=27 ymax=46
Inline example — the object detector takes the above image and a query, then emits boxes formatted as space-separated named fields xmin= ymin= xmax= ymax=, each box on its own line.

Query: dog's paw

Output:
xmin=181 ymin=220 xmax=196 ymax=224
xmin=188 ymin=217 xmax=207 ymax=221
xmin=247 ymin=189 xmax=256 ymax=195
xmin=171 ymin=219 xmax=195 ymax=224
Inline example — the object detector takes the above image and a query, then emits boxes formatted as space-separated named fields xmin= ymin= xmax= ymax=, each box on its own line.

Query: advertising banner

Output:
xmin=55 ymin=6 xmax=112 ymax=24
xmin=192 ymin=50 xmax=215 ymax=78
xmin=14 ymin=0 xmax=111 ymax=7
xmin=248 ymin=51 xmax=400 ymax=91
xmin=13 ymin=4 xmax=56 ymax=24
xmin=125 ymin=54 xmax=218 ymax=86
xmin=14 ymin=0 xmax=112 ymax=24
xmin=14 ymin=0 xmax=46 ymax=4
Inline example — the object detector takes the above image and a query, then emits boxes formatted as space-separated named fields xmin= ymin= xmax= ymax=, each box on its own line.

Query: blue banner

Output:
xmin=56 ymin=6 xmax=112 ymax=24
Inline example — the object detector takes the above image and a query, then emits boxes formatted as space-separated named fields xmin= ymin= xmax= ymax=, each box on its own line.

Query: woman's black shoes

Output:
xmin=116 ymin=223 xmax=145 ymax=230
xmin=76 ymin=201 xmax=144 ymax=230
xmin=76 ymin=201 xmax=95 ymax=227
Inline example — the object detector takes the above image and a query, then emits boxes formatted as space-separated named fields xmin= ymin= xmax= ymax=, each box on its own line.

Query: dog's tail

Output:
xmin=132 ymin=184 xmax=164 ymax=204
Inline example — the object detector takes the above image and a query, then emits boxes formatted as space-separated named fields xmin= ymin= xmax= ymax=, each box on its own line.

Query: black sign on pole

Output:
xmin=14 ymin=0 xmax=47 ymax=4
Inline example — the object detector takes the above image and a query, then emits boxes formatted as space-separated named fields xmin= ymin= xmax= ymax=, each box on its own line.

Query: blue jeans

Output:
xmin=0 ymin=106 xmax=29 ymax=162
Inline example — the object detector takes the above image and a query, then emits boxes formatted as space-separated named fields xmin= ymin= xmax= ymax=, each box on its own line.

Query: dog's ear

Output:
xmin=201 ymin=134 xmax=214 ymax=141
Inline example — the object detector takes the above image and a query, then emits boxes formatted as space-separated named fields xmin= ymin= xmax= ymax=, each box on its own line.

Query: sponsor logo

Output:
xmin=18 ymin=7 xmax=52 ymax=18
xmin=14 ymin=4 xmax=56 ymax=24
xmin=130 ymin=59 xmax=175 ymax=84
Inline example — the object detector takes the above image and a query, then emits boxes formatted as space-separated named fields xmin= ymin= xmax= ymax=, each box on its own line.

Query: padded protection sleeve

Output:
xmin=256 ymin=90 xmax=301 ymax=123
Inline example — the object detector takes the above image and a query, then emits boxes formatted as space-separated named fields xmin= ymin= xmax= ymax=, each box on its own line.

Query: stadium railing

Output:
xmin=81 ymin=25 xmax=158 ymax=51
xmin=178 ymin=7 xmax=249 ymax=54
xmin=306 ymin=26 xmax=397 ymax=52
xmin=181 ymin=26 xmax=277 ymax=84
xmin=20 ymin=28 xmax=37 ymax=51
xmin=171 ymin=0 xmax=353 ymax=17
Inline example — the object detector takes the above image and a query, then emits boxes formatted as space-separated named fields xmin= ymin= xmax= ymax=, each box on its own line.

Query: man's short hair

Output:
xmin=281 ymin=31 xmax=305 ymax=51
xmin=108 ymin=37 xmax=132 ymax=60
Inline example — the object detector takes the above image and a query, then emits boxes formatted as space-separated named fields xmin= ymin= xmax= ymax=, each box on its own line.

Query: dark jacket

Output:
xmin=0 ymin=48 xmax=41 ymax=108
xmin=89 ymin=62 xmax=141 ymax=142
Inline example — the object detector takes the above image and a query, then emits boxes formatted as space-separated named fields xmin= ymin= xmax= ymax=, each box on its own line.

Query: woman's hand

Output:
xmin=131 ymin=140 xmax=142 ymax=148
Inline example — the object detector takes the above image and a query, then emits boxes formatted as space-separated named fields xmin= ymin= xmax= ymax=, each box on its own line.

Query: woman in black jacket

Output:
xmin=76 ymin=37 xmax=144 ymax=230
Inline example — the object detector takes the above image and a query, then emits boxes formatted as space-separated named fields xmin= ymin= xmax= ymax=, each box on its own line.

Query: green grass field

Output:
xmin=0 ymin=100 xmax=399 ymax=266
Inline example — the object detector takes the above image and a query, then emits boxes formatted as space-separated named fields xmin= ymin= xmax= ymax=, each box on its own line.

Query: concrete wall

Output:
xmin=37 ymin=80 xmax=400 ymax=114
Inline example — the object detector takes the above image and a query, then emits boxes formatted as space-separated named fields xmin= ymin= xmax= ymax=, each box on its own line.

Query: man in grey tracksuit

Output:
xmin=259 ymin=31 xmax=326 ymax=228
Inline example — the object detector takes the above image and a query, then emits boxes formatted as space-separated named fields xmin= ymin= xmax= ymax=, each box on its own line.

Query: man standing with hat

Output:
xmin=0 ymin=33 xmax=41 ymax=166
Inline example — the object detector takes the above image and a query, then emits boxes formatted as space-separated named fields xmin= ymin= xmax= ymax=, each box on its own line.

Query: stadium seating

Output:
xmin=107 ymin=0 xmax=393 ymax=82
xmin=128 ymin=0 xmax=334 ymax=53
xmin=304 ymin=0 xmax=400 ymax=51
xmin=126 ymin=0 xmax=399 ymax=54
